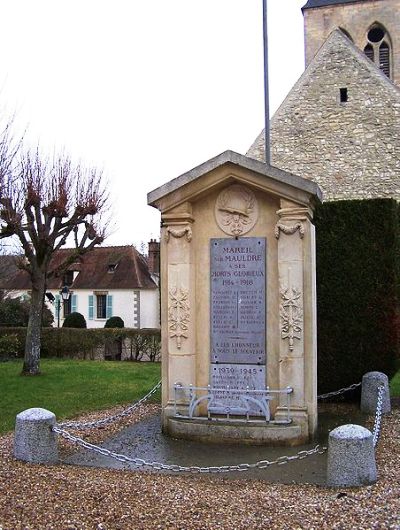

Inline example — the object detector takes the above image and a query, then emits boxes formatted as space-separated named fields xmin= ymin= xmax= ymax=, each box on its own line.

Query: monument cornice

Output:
xmin=161 ymin=212 xmax=195 ymax=224
xmin=147 ymin=150 xmax=323 ymax=210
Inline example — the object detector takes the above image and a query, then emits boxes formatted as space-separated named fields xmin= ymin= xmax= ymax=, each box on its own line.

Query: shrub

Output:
xmin=0 ymin=326 xmax=161 ymax=361
xmin=0 ymin=297 xmax=53 ymax=327
xmin=125 ymin=329 xmax=161 ymax=362
xmin=0 ymin=334 xmax=20 ymax=361
xmin=315 ymin=199 xmax=399 ymax=394
xmin=146 ymin=333 xmax=161 ymax=362
xmin=104 ymin=316 xmax=124 ymax=328
xmin=62 ymin=312 xmax=87 ymax=329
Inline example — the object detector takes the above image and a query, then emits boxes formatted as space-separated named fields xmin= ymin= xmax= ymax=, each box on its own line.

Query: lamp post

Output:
xmin=57 ymin=286 xmax=70 ymax=327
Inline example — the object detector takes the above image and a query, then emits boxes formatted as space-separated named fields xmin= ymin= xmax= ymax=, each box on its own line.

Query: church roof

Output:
xmin=303 ymin=0 xmax=371 ymax=9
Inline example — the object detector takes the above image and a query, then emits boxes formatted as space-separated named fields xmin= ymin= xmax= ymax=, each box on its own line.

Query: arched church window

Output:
xmin=364 ymin=44 xmax=374 ymax=62
xmin=364 ymin=24 xmax=392 ymax=79
xmin=379 ymin=42 xmax=390 ymax=78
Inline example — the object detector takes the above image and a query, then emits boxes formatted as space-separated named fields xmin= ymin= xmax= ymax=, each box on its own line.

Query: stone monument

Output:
xmin=148 ymin=151 xmax=322 ymax=445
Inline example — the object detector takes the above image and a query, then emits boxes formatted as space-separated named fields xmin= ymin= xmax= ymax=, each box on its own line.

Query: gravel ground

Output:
xmin=0 ymin=403 xmax=399 ymax=530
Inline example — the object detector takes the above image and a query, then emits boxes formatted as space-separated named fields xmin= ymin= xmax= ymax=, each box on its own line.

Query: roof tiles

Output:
xmin=0 ymin=246 xmax=158 ymax=291
xmin=303 ymin=0 xmax=371 ymax=9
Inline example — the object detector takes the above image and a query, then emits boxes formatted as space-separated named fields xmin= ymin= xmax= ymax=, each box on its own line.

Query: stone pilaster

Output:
xmin=160 ymin=204 xmax=195 ymax=428
xmin=274 ymin=201 xmax=318 ymax=439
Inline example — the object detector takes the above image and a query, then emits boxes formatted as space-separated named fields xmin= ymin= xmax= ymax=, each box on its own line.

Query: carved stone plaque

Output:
xmin=210 ymin=238 xmax=266 ymax=364
xmin=210 ymin=364 xmax=266 ymax=416
xmin=215 ymin=184 xmax=258 ymax=236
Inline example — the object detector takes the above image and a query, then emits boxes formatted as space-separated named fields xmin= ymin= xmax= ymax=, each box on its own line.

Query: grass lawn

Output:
xmin=0 ymin=359 xmax=161 ymax=434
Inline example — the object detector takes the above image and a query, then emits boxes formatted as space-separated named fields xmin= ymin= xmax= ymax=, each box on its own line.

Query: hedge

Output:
xmin=0 ymin=327 xmax=161 ymax=362
xmin=314 ymin=198 xmax=399 ymax=394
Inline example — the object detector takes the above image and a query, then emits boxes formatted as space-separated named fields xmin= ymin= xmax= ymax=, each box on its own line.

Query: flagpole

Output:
xmin=262 ymin=0 xmax=270 ymax=165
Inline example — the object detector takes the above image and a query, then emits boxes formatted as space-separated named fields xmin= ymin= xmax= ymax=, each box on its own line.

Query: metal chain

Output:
xmin=317 ymin=382 xmax=361 ymax=401
xmin=58 ymin=380 xmax=161 ymax=430
xmin=53 ymin=425 xmax=327 ymax=473
xmin=372 ymin=385 xmax=384 ymax=448
xmin=56 ymin=379 xmax=363 ymax=429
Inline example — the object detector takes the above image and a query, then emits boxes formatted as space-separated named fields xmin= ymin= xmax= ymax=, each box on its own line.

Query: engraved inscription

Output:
xmin=211 ymin=365 xmax=267 ymax=416
xmin=210 ymin=238 xmax=266 ymax=364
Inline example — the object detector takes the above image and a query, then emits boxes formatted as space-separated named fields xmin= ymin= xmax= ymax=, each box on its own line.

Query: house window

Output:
xmin=89 ymin=293 xmax=112 ymax=320
xmin=364 ymin=24 xmax=392 ymax=78
xmin=63 ymin=271 xmax=74 ymax=286
xmin=63 ymin=297 xmax=72 ymax=318
xmin=97 ymin=294 xmax=107 ymax=319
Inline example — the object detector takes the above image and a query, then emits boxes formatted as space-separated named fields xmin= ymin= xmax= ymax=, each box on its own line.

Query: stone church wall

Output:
xmin=248 ymin=32 xmax=400 ymax=202
xmin=304 ymin=0 xmax=400 ymax=87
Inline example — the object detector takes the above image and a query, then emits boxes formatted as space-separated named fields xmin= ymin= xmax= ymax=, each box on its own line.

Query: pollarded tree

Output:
xmin=0 ymin=150 xmax=110 ymax=375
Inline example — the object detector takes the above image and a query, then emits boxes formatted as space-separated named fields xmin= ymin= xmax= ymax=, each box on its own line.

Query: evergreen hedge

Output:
xmin=315 ymin=199 xmax=399 ymax=394
xmin=0 ymin=327 xmax=160 ymax=361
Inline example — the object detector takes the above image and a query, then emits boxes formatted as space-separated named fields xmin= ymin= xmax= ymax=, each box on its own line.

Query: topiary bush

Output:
xmin=104 ymin=316 xmax=124 ymax=328
xmin=62 ymin=312 xmax=87 ymax=329
xmin=315 ymin=198 xmax=399 ymax=395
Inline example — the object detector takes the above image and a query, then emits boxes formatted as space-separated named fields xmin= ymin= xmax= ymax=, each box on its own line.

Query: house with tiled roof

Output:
xmin=0 ymin=243 xmax=160 ymax=329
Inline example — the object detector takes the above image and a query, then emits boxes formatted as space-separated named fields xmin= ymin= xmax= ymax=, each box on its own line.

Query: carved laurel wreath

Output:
xmin=215 ymin=184 xmax=258 ymax=236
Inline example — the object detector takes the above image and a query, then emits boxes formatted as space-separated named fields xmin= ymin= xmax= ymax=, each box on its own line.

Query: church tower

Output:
xmin=302 ymin=0 xmax=400 ymax=87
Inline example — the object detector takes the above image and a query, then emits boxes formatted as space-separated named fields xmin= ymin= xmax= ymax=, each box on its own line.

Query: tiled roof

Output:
xmin=303 ymin=0 xmax=370 ymax=9
xmin=0 ymin=246 xmax=158 ymax=291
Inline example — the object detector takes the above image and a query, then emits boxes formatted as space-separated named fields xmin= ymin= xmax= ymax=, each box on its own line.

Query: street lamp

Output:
xmin=57 ymin=286 xmax=70 ymax=327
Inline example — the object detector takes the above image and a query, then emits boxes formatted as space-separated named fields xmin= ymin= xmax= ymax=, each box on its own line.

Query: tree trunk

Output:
xmin=22 ymin=272 xmax=46 ymax=375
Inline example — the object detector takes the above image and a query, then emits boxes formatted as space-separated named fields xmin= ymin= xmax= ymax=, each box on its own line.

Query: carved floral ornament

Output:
xmin=165 ymin=226 xmax=192 ymax=243
xmin=215 ymin=184 xmax=258 ymax=236
xmin=274 ymin=221 xmax=305 ymax=239
xmin=168 ymin=287 xmax=190 ymax=349
xmin=280 ymin=285 xmax=303 ymax=352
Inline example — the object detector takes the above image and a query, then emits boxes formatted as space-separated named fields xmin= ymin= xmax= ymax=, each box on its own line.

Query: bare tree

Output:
xmin=0 ymin=149 xmax=109 ymax=375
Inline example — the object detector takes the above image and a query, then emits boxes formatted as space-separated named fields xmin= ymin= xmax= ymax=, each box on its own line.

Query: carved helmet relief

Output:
xmin=215 ymin=184 xmax=258 ymax=236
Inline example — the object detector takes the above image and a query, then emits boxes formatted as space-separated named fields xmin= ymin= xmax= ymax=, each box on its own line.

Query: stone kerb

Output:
xmin=361 ymin=371 xmax=391 ymax=415
xmin=327 ymin=424 xmax=377 ymax=487
xmin=14 ymin=408 xmax=58 ymax=464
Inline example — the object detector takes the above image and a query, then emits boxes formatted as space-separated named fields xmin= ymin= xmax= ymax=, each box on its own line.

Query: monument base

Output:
xmin=165 ymin=416 xmax=308 ymax=446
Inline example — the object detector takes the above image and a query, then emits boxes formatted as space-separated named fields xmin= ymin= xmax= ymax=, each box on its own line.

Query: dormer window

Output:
xmin=63 ymin=270 xmax=74 ymax=286
xmin=363 ymin=24 xmax=392 ymax=79
xmin=108 ymin=263 xmax=117 ymax=273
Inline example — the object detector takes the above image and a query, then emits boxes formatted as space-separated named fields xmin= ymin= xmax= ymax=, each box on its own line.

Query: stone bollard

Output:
xmin=14 ymin=408 xmax=58 ymax=464
xmin=360 ymin=371 xmax=391 ymax=415
xmin=327 ymin=424 xmax=377 ymax=487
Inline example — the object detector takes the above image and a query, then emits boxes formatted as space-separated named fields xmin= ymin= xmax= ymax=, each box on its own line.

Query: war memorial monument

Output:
xmin=148 ymin=150 xmax=322 ymax=445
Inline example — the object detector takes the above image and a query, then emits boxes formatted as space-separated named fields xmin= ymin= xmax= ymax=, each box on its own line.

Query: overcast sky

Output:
xmin=1 ymin=0 xmax=306 ymax=247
